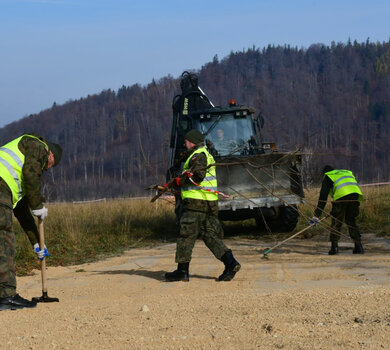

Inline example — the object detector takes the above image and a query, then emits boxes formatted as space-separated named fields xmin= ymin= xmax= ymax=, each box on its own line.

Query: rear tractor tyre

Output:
xmin=256 ymin=205 xmax=299 ymax=233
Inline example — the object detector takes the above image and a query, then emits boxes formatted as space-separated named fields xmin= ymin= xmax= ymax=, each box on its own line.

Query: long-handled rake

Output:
xmin=32 ymin=219 xmax=59 ymax=303
xmin=263 ymin=216 xmax=328 ymax=258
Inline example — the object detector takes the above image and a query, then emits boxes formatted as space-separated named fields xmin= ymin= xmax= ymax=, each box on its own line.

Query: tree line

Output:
xmin=0 ymin=39 xmax=389 ymax=201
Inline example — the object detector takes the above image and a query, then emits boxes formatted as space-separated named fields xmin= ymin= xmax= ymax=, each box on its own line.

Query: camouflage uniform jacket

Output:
xmin=0 ymin=134 xmax=49 ymax=246
xmin=176 ymin=144 xmax=218 ymax=216
xmin=17 ymin=134 xmax=49 ymax=210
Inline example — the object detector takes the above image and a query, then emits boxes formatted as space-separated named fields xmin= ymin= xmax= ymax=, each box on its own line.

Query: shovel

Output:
xmin=32 ymin=219 xmax=59 ymax=303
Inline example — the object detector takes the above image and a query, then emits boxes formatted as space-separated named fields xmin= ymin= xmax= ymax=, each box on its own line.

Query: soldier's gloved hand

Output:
xmin=309 ymin=216 xmax=319 ymax=226
xmin=31 ymin=206 xmax=48 ymax=220
xmin=33 ymin=243 xmax=50 ymax=260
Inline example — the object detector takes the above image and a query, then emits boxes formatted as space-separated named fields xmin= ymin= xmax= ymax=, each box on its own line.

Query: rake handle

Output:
xmin=263 ymin=216 xmax=329 ymax=256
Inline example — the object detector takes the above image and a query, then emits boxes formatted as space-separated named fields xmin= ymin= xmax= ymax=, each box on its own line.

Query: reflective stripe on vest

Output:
xmin=0 ymin=135 xmax=48 ymax=207
xmin=325 ymin=170 xmax=363 ymax=203
xmin=181 ymin=146 xmax=218 ymax=201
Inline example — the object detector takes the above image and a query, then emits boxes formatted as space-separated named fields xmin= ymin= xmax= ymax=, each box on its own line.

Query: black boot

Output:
xmin=0 ymin=294 xmax=37 ymax=310
xmin=218 ymin=251 xmax=241 ymax=282
xmin=328 ymin=242 xmax=339 ymax=255
xmin=165 ymin=262 xmax=189 ymax=282
xmin=353 ymin=241 xmax=364 ymax=254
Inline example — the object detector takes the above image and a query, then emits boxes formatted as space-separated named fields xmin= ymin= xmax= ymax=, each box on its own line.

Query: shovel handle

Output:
xmin=38 ymin=219 xmax=47 ymax=294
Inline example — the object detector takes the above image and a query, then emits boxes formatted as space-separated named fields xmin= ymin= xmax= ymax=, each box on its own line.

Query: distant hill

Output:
xmin=1 ymin=39 xmax=389 ymax=201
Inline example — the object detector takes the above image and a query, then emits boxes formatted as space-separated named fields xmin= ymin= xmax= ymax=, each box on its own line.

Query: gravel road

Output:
xmin=1 ymin=233 xmax=390 ymax=350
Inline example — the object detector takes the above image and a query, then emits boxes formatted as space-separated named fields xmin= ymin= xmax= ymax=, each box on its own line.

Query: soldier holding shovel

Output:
xmin=0 ymin=133 xmax=62 ymax=310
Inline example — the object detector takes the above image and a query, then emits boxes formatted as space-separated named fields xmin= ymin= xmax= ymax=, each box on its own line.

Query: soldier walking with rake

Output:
xmin=164 ymin=130 xmax=241 ymax=282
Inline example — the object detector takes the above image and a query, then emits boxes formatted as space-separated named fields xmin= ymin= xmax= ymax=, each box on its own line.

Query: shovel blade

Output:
xmin=32 ymin=291 xmax=59 ymax=303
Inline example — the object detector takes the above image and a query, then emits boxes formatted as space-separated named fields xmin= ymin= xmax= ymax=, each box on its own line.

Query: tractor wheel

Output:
xmin=269 ymin=205 xmax=299 ymax=232
xmin=256 ymin=205 xmax=299 ymax=233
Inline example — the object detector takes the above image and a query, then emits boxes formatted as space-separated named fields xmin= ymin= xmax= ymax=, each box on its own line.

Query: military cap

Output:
xmin=47 ymin=142 xmax=63 ymax=166
xmin=184 ymin=129 xmax=204 ymax=144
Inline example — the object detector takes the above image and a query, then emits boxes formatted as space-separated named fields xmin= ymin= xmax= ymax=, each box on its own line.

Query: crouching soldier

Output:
xmin=0 ymin=133 xmax=62 ymax=310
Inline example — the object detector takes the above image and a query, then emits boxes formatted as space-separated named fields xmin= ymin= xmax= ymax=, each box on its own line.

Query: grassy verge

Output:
xmin=15 ymin=198 xmax=178 ymax=275
xmin=15 ymin=185 xmax=390 ymax=274
xmin=296 ymin=185 xmax=390 ymax=236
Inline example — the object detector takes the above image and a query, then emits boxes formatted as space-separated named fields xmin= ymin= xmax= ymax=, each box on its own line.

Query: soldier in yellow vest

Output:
xmin=165 ymin=130 xmax=241 ymax=282
xmin=311 ymin=165 xmax=364 ymax=255
xmin=0 ymin=133 xmax=62 ymax=310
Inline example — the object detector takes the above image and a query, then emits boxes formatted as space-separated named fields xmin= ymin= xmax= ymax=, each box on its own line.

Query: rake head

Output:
xmin=262 ymin=248 xmax=271 ymax=259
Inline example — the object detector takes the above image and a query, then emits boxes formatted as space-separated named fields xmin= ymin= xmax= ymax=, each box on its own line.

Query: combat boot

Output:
xmin=218 ymin=251 xmax=241 ymax=281
xmin=165 ymin=262 xmax=189 ymax=282
xmin=0 ymin=294 xmax=37 ymax=310
xmin=328 ymin=241 xmax=339 ymax=255
xmin=353 ymin=241 xmax=364 ymax=254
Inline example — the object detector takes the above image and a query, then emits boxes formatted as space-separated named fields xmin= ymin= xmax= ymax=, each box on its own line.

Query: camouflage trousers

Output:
xmin=175 ymin=210 xmax=230 ymax=263
xmin=0 ymin=179 xmax=16 ymax=298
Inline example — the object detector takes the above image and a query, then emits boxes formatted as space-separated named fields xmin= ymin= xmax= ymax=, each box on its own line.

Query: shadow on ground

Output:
xmin=94 ymin=269 xmax=216 ymax=281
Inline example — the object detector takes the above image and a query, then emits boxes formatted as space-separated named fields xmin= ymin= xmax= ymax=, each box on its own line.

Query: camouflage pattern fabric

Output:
xmin=0 ymin=134 xmax=49 ymax=298
xmin=13 ymin=197 xmax=39 ymax=246
xmin=0 ymin=178 xmax=16 ymax=298
xmin=173 ymin=143 xmax=230 ymax=263
xmin=18 ymin=134 xmax=49 ymax=210
xmin=175 ymin=210 xmax=229 ymax=263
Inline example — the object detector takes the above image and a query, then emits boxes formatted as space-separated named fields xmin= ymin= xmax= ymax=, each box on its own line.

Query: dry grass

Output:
xmin=297 ymin=185 xmax=390 ymax=236
xmin=14 ymin=197 xmax=177 ymax=274
xmin=14 ymin=185 xmax=390 ymax=274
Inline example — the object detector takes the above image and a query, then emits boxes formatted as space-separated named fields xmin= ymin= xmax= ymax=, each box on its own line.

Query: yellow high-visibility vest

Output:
xmin=181 ymin=146 xmax=218 ymax=201
xmin=325 ymin=169 xmax=363 ymax=203
xmin=0 ymin=134 xmax=48 ymax=207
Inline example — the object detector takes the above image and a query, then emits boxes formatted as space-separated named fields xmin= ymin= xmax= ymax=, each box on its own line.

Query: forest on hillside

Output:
xmin=0 ymin=39 xmax=389 ymax=201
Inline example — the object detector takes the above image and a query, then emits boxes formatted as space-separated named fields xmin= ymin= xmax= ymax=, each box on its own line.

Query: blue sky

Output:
xmin=0 ymin=0 xmax=389 ymax=127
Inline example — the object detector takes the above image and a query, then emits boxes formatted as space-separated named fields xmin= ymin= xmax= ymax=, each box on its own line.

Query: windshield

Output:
xmin=195 ymin=114 xmax=257 ymax=156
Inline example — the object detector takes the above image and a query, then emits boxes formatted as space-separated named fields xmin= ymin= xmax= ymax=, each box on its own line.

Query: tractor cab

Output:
xmin=192 ymin=104 xmax=261 ymax=157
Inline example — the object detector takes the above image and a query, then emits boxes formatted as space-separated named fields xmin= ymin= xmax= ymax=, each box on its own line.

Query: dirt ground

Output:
xmin=1 ymin=233 xmax=390 ymax=350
